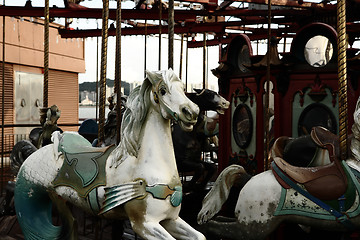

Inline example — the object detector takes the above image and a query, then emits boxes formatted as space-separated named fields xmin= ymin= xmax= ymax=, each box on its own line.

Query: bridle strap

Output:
xmin=151 ymin=78 xmax=180 ymax=122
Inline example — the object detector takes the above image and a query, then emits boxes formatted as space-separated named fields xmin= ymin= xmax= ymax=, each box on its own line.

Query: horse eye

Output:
xmin=160 ymin=88 xmax=166 ymax=96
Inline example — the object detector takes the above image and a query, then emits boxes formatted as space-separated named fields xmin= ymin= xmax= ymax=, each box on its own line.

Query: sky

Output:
xmin=7 ymin=0 xmax=220 ymax=91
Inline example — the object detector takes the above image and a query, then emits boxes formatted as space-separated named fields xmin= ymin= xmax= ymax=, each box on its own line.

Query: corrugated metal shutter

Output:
xmin=0 ymin=64 xmax=14 ymax=158
xmin=48 ymin=70 xmax=79 ymax=132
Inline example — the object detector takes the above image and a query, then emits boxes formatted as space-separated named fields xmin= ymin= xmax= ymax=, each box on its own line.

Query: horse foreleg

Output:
xmin=161 ymin=217 xmax=206 ymax=240
xmin=130 ymin=220 xmax=176 ymax=240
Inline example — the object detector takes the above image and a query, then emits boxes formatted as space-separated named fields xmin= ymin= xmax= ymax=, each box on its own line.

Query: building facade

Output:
xmin=0 ymin=16 xmax=85 ymax=153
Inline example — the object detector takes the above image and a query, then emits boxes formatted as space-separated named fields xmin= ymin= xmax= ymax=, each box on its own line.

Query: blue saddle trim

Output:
xmin=271 ymin=161 xmax=355 ymax=230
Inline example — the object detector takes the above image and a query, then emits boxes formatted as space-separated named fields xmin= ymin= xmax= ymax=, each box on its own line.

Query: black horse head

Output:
xmin=187 ymin=89 xmax=229 ymax=114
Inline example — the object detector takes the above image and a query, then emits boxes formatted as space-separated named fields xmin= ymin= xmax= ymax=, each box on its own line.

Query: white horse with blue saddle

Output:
xmin=197 ymin=96 xmax=360 ymax=239
xmin=14 ymin=69 xmax=206 ymax=240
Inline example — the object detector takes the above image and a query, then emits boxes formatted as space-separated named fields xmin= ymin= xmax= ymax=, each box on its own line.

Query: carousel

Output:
xmin=1 ymin=0 xmax=360 ymax=239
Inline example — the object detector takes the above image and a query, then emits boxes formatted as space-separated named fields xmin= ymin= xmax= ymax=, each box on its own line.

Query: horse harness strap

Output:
xmin=145 ymin=184 xmax=182 ymax=205
xmin=271 ymin=162 xmax=355 ymax=230
xmin=151 ymin=78 xmax=180 ymax=122
xmin=99 ymin=179 xmax=182 ymax=215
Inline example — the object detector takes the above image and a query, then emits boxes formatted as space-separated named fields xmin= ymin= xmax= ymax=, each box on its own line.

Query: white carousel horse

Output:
xmin=14 ymin=69 xmax=206 ymax=240
xmin=197 ymin=97 xmax=360 ymax=240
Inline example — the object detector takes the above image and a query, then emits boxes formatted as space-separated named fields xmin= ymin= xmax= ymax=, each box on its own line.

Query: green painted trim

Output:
xmin=274 ymin=186 xmax=287 ymax=216
xmin=99 ymin=181 xmax=182 ymax=215
xmin=342 ymin=162 xmax=360 ymax=218
xmin=52 ymin=145 xmax=115 ymax=198
xmin=88 ymin=188 xmax=100 ymax=214
xmin=146 ymin=184 xmax=182 ymax=207
xmin=58 ymin=132 xmax=92 ymax=154
xmin=15 ymin=170 xmax=63 ymax=239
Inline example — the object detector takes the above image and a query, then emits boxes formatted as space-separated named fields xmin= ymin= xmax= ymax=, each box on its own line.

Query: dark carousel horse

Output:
xmin=29 ymin=105 xmax=62 ymax=148
xmin=172 ymin=88 xmax=230 ymax=192
xmin=90 ymin=93 xmax=127 ymax=147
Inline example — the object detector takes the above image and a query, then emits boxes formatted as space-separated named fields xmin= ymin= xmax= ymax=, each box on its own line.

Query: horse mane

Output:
xmin=39 ymin=107 xmax=49 ymax=126
xmin=351 ymin=98 xmax=360 ymax=161
xmin=39 ymin=105 xmax=60 ymax=127
xmin=109 ymin=77 xmax=152 ymax=168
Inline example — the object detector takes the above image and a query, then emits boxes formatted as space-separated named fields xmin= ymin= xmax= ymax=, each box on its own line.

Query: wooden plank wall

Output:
xmin=49 ymin=69 xmax=79 ymax=132
xmin=0 ymin=63 xmax=14 ymax=160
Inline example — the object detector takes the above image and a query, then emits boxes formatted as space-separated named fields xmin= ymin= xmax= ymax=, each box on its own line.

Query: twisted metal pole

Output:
xmin=43 ymin=0 xmax=49 ymax=108
xmin=98 ymin=0 xmax=109 ymax=144
xmin=115 ymin=0 xmax=122 ymax=145
xmin=337 ymin=0 xmax=348 ymax=161
xmin=264 ymin=0 xmax=272 ymax=171
xmin=1 ymin=8 xmax=5 ymax=196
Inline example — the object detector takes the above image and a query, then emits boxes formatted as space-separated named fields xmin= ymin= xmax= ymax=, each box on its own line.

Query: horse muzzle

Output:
xmin=178 ymin=104 xmax=199 ymax=132
xmin=216 ymin=98 xmax=230 ymax=115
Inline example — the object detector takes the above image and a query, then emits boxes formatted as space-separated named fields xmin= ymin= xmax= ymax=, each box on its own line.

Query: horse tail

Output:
xmin=15 ymin=168 xmax=77 ymax=240
xmin=10 ymin=140 xmax=37 ymax=176
xmin=197 ymin=164 xmax=248 ymax=224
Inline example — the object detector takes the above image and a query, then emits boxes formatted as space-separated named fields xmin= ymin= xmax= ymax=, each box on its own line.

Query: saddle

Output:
xmin=52 ymin=132 xmax=115 ymax=198
xmin=271 ymin=126 xmax=348 ymax=201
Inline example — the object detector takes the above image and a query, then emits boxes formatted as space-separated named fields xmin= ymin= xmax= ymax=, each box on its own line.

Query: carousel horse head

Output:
xmin=40 ymin=104 xmax=61 ymax=127
xmin=111 ymin=68 xmax=200 ymax=165
xmin=190 ymin=88 xmax=230 ymax=114
xmin=29 ymin=105 xmax=62 ymax=148
xmin=146 ymin=68 xmax=199 ymax=131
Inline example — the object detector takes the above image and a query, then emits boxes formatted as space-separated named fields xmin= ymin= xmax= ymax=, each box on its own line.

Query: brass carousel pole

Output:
xmin=96 ymin=21 xmax=99 ymax=122
xmin=264 ymin=0 xmax=272 ymax=170
xmin=98 ymin=0 xmax=109 ymax=144
xmin=44 ymin=0 xmax=49 ymax=108
xmin=337 ymin=0 xmax=348 ymax=160
xmin=115 ymin=0 xmax=122 ymax=145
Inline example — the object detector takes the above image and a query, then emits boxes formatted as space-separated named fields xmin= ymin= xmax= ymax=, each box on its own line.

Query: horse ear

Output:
xmin=166 ymin=68 xmax=178 ymax=82
xmin=194 ymin=88 xmax=206 ymax=96
xmin=193 ymin=88 xmax=202 ymax=94
xmin=145 ymin=70 xmax=161 ymax=86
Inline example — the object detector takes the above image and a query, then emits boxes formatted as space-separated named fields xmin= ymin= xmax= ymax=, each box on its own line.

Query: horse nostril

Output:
xmin=182 ymin=107 xmax=193 ymax=121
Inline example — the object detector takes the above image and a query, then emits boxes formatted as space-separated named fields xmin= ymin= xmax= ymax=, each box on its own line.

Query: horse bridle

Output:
xmin=151 ymin=78 xmax=180 ymax=122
